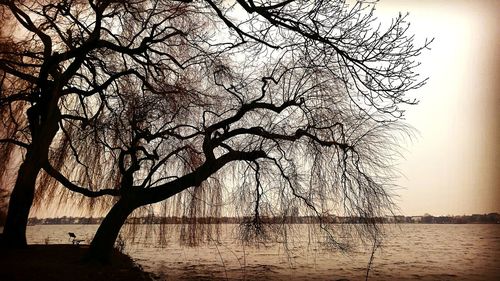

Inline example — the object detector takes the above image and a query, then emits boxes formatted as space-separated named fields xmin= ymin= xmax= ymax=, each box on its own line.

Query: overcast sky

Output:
xmin=376 ymin=0 xmax=499 ymax=215
xmin=28 ymin=0 xmax=499 ymax=218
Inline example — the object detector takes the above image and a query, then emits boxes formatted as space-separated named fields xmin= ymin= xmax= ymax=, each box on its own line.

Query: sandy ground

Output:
xmin=0 ymin=245 xmax=152 ymax=281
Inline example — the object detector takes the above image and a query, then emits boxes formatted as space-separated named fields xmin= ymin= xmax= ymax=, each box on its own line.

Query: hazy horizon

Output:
xmin=25 ymin=211 xmax=500 ymax=219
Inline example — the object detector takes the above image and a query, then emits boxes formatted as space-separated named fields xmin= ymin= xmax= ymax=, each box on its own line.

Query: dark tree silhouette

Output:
xmin=1 ymin=0 xmax=430 ymax=260
xmin=0 ymin=2 xmax=25 ymax=228
xmin=36 ymin=1 xmax=431 ymax=262
xmin=0 ymin=0 xmax=204 ymax=247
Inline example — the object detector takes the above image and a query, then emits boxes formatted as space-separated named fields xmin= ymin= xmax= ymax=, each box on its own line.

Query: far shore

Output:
xmin=25 ymin=212 xmax=500 ymax=226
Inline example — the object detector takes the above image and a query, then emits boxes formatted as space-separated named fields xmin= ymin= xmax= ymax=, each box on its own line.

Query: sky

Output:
xmin=17 ymin=0 xmax=499 ymax=218
xmin=376 ymin=0 xmax=499 ymax=216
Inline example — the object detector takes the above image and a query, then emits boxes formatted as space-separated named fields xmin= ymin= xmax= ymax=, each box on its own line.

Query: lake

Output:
xmin=26 ymin=224 xmax=500 ymax=280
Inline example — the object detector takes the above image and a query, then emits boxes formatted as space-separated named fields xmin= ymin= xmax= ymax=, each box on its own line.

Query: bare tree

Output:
xmin=1 ymin=0 xmax=430 ymax=261
xmin=38 ymin=1 xmax=427 ymax=259
xmin=0 ymin=2 xmax=23 ymax=228
xmin=0 ymin=0 xmax=205 ymax=247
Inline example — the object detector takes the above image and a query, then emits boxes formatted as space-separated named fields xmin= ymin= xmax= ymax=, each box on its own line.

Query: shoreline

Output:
xmin=0 ymin=244 xmax=152 ymax=281
xmin=1 ymin=243 xmax=498 ymax=281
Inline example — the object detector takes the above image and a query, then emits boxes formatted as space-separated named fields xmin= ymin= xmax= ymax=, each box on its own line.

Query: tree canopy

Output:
xmin=0 ymin=0 xmax=429 ymax=259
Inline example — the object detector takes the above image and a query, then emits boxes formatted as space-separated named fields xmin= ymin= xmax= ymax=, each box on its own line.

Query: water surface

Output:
xmin=26 ymin=224 xmax=500 ymax=280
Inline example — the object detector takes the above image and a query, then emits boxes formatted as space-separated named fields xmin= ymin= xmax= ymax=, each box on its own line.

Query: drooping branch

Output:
xmin=42 ymin=160 xmax=119 ymax=198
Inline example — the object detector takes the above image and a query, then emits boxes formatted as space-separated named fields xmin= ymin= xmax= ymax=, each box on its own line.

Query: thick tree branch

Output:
xmin=140 ymin=150 xmax=267 ymax=205
xmin=42 ymin=160 xmax=119 ymax=198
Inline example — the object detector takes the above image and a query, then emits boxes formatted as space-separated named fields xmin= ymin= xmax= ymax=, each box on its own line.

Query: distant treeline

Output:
xmin=28 ymin=213 xmax=500 ymax=225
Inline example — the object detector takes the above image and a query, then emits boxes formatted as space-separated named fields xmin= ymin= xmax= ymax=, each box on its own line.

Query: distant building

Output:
xmin=411 ymin=216 xmax=422 ymax=223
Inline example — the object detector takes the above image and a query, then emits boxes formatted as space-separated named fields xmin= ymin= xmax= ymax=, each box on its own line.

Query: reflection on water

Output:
xmin=27 ymin=224 xmax=500 ymax=280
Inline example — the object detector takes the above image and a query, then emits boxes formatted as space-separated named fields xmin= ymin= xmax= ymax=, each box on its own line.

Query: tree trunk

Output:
xmin=1 ymin=102 xmax=60 ymax=248
xmin=86 ymin=198 xmax=136 ymax=263
xmin=1 ymin=152 xmax=41 ymax=247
